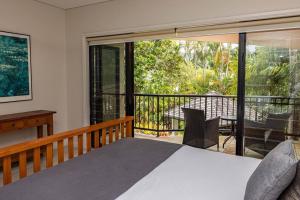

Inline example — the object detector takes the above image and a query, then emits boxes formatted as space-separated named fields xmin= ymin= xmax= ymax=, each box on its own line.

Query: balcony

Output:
xmin=92 ymin=31 xmax=300 ymax=158
xmin=133 ymin=93 xmax=300 ymax=157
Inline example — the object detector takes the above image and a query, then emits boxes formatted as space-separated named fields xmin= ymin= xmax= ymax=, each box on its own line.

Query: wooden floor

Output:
xmin=294 ymin=142 xmax=300 ymax=158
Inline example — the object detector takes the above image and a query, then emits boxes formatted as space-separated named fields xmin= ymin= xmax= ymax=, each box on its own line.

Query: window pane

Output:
xmin=89 ymin=43 xmax=125 ymax=123
xmin=244 ymin=29 xmax=300 ymax=158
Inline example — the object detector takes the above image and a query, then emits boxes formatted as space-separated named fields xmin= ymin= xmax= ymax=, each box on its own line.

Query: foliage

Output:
xmin=135 ymin=39 xmax=297 ymax=97
xmin=135 ymin=40 xmax=239 ymax=95
xmin=246 ymin=46 xmax=292 ymax=96
xmin=134 ymin=40 xmax=185 ymax=94
xmin=134 ymin=39 xmax=299 ymax=135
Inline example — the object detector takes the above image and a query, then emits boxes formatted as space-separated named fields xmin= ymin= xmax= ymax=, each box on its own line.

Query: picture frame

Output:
xmin=0 ymin=31 xmax=32 ymax=103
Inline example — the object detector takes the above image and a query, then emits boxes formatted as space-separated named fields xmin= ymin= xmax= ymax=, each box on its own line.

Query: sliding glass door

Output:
xmin=87 ymin=27 xmax=300 ymax=156
xmin=89 ymin=43 xmax=126 ymax=124
xmin=243 ymin=29 xmax=300 ymax=158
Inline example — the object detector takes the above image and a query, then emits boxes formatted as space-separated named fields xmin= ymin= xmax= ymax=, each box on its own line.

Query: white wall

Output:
xmin=65 ymin=0 xmax=300 ymax=129
xmin=0 ymin=0 xmax=67 ymax=147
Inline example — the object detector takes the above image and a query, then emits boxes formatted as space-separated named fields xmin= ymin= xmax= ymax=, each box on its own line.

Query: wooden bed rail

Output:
xmin=0 ymin=116 xmax=134 ymax=185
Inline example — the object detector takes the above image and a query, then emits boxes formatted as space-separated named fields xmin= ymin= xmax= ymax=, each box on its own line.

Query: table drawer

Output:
xmin=26 ymin=117 xmax=47 ymax=127
xmin=0 ymin=121 xmax=25 ymax=131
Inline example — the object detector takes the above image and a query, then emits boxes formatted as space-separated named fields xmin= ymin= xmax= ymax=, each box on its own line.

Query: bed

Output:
xmin=0 ymin=117 xmax=288 ymax=200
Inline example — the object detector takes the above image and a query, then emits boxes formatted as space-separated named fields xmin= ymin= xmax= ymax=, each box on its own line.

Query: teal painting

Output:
xmin=0 ymin=32 xmax=32 ymax=103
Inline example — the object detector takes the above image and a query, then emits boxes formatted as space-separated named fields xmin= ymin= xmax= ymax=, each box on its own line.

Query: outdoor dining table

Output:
xmin=221 ymin=115 xmax=237 ymax=148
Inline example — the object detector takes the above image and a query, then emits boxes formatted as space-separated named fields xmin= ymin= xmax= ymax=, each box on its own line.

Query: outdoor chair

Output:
xmin=245 ymin=112 xmax=291 ymax=156
xmin=182 ymin=108 xmax=220 ymax=149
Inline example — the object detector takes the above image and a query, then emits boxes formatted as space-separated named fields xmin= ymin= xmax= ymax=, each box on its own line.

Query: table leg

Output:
xmin=222 ymin=121 xmax=236 ymax=148
xmin=231 ymin=122 xmax=235 ymax=134
xmin=47 ymin=123 xmax=53 ymax=136
xmin=37 ymin=126 xmax=43 ymax=138
xmin=47 ymin=117 xmax=53 ymax=136
xmin=223 ymin=135 xmax=232 ymax=148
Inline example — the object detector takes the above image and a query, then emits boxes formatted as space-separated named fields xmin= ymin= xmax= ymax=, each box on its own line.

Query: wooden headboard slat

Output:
xmin=0 ymin=116 xmax=134 ymax=185
xmin=0 ymin=116 xmax=133 ymax=158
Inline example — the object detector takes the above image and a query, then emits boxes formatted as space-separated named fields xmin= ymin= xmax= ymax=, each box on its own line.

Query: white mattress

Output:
xmin=117 ymin=146 xmax=261 ymax=200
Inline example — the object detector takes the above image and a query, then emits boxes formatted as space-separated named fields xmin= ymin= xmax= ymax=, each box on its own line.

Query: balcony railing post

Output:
xmin=157 ymin=96 xmax=160 ymax=137
xmin=204 ymin=97 xmax=207 ymax=119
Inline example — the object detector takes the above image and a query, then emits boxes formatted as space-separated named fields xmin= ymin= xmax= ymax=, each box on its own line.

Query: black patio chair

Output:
xmin=245 ymin=112 xmax=291 ymax=155
xmin=182 ymin=108 xmax=220 ymax=149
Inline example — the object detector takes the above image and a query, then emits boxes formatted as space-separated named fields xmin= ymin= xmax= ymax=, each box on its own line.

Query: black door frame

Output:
xmin=89 ymin=45 xmax=121 ymax=124
xmin=236 ymin=33 xmax=247 ymax=156
xmin=102 ymin=45 xmax=121 ymax=120
xmin=89 ymin=45 xmax=103 ymax=124
xmin=90 ymin=37 xmax=246 ymax=152
xmin=124 ymin=37 xmax=248 ymax=149
xmin=125 ymin=42 xmax=135 ymax=137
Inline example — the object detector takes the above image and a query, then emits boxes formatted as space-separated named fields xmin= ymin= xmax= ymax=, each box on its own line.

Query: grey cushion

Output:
xmin=244 ymin=140 xmax=298 ymax=200
xmin=279 ymin=161 xmax=300 ymax=199
xmin=272 ymin=140 xmax=295 ymax=157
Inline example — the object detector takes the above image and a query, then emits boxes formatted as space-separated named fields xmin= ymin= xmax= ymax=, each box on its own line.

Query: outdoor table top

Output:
xmin=221 ymin=115 xmax=237 ymax=121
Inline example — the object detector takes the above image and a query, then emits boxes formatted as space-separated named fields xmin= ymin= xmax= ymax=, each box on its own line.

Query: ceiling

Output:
xmin=36 ymin=0 xmax=112 ymax=9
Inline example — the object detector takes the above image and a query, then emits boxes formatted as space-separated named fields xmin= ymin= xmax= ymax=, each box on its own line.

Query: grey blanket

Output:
xmin=0 ymin=138 xmax=181 ymax=200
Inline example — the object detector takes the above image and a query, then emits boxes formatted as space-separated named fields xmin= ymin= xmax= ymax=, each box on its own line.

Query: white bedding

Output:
xmin=117 ymin=146 xmax=261 ymax=200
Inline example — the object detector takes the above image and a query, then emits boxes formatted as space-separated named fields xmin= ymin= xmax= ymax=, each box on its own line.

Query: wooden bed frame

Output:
xmin=0 ymin=116 xmax=134 ymax=185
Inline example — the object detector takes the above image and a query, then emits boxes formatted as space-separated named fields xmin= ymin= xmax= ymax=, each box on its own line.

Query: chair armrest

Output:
xmin=244 ymin=126 xmax=269 ymax=139
xmin=245 ymin=119 xmax=271 ymax=141
xmin=205 ymin=117 xmax=220 ymax=136
xmin=245 ymin=126 xmax=284 ymax=144
xmin=203 ymin=117 xmax=220 ymax=147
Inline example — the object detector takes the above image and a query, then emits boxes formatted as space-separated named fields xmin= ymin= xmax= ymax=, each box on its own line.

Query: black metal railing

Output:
xmin=99 ymin=93 xmax=300 ymax=137
xmin=134 ymin=94 xmax=300 ymax=137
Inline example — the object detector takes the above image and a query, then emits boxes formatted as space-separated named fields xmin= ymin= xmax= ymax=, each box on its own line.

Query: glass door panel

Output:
xmin=89 ymin=43 xmax=125 ymax=124
xmin=244 ymin=29 xmax=300 ymax=158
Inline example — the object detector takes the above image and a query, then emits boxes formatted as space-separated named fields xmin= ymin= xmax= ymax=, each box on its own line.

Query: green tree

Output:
xmin=179 ymin=41 xmax=238 ymax=95
xmin=246 ymin=46 xmax=291 ymax=96
xmin=134 ymin=40 xmax=186 ymax=94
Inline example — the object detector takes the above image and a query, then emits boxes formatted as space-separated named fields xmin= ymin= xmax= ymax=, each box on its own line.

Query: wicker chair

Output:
xmin=182 ymin=108 xmax=220 ymax=149
xmin=245 ymin=112 xmax=291 ymax=155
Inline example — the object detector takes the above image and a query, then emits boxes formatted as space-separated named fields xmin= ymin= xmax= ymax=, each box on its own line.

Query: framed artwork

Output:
xmin=0 ymin=31 xmax=32 ymax=103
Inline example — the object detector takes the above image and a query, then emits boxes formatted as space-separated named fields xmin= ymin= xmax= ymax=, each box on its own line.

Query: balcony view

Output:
xmin=98 ymin=31 xmax=300 ymax=159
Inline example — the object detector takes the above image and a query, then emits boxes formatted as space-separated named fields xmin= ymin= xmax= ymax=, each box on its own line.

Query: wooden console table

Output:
xmin=0 ymin=110 xmax=56 ymax=138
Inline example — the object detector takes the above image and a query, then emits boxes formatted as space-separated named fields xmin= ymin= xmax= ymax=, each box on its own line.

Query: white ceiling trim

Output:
xmin=34 ymin=0 xmax=113 ymax=9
